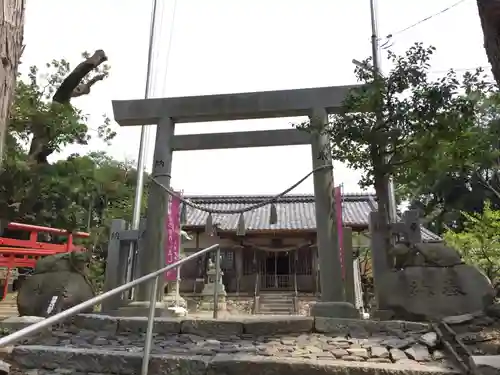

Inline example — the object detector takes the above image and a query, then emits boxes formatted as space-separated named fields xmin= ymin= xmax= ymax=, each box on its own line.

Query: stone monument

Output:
xmin=378 ymin=242 xmax=496 ymax=321
xmin=199 ymin=258 xmax=226 ymax=311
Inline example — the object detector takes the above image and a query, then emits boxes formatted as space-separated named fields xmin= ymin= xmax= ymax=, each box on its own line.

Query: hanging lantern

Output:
xmin=269 ymin=203 xmax=278 ymax=225
xmin=236 ymin=213 xmax=246 ymax=236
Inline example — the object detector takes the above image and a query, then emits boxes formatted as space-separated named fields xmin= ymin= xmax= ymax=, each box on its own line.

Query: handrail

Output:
xmin=0 ymin=243 xmax=221 ymax=375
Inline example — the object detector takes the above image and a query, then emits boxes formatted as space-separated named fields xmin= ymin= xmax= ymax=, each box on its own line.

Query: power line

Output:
xmin=158 ymin=0 xmax=178 ymax=96
xmin=430 ymin=65 xmax=491 ymax=74
xmin=380 ymin=0 xmax=468 ymax=46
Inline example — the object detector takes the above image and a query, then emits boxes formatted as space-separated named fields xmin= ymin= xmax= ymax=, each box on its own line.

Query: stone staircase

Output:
xmin=258 ymin=292 xmax=295 ymax=315
xmin=0 ymin=294 xmax=18 ymax=320
xmin=0 ymin=314 xmax=459 ymax=375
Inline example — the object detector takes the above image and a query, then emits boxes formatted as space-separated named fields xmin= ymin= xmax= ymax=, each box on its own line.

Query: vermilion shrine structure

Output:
xmin=112 ymin=85 xmax=361 ymax=317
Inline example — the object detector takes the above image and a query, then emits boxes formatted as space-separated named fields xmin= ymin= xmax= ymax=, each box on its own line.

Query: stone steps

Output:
xmin=0 ymin=314 xmax=459 ymax=375
xmin=9 ymin=346 xmax=458 ymax=375
xmin=258 ymin=308 xmax=293 ymax=315
xmin=259 ymin=293 xmax=295 ymax=315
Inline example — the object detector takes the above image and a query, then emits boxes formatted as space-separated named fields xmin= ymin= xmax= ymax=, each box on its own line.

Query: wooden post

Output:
xmin=235 ymin=247 xmax=243 ymax=295
xmin=312 ymin=245 xmax=319 ymax=295
xmin=294 ymin=249 xmax=298 ymax=295
xmin=253 ymin=249 xmax=259 ymax=295
xmin=343 ymin=227 xmax=356 ymax=305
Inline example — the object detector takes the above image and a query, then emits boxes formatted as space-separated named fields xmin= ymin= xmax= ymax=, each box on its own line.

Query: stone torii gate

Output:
xmin=112 ymin=85 xmax=360 ymax=318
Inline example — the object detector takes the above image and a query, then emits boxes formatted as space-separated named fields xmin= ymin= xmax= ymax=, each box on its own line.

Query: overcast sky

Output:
xmin=22 ymin=0 xmax=489 ymax=195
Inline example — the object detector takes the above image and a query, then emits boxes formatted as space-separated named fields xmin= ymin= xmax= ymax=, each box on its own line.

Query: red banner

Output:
xmin=165 ymin=192 xmax=181 ymax=281
xmin=334 ymin=186 xmax=345 ymax=279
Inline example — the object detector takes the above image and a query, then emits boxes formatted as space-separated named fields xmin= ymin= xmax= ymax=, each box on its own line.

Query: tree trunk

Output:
xmin=0 ymin=0 xmax=25 ymax=169
xmin=477 ymin=0 xmax=500 ymax=87
xmin=373 ymin=170 xmax=392 ymax=255
xmin=371 ymin=142 xmax=392 ymax=255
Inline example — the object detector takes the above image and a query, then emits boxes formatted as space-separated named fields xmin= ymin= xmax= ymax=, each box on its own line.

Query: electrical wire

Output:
xmin=430 ymin=65 xmax=491 ymax=74
xmin=142 ymin=0 xmax=167 ymax=168
xmin=144 ymin=0 xmax=178 ymax=171
xmin=149 ymin=0 xmax=166 ymax=97
xmin=379 ymin=0 xmax=469 ymax=47
xmin=158 ymin=0 xmax=178 ymax=96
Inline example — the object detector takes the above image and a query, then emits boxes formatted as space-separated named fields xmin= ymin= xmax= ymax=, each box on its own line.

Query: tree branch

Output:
xmin=53 ymin=50 xmax=108 ymax=104
xmin=71 ymin=73 xmax=106 ymax=98
xmin=29 ymin=50 xmax=108 ymax=164
xmin=476 ymin=170 xmax=500 ymax=200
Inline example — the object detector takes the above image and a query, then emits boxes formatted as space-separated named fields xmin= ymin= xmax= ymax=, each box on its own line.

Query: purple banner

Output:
xmin=165 ymin=192 xmax=181 ymax=281
xmin=334 ymin=186 xmax=345 ymax=279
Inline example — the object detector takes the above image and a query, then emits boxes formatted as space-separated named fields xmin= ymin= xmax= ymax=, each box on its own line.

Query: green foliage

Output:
xmin=88 ymin=255 xmax=105 ymax=292
xmin=1 ymin=54 xmax=120 ymax=228
xmin=444 ymin=201 xmax=500 ymax=282
xmin=297 ymin=42 xmax=500 ymax=238
xmin=300 ymin=43 xmax=498 ymax=189
xmin=0 ymin=53 xmax=147 ymax=288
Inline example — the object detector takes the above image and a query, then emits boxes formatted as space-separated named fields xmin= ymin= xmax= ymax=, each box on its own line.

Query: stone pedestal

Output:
xmin=163 ymin=281 xmax=187 ymax=308
xmin=115 ymin=301 xmax=177 ymax=317
xmin=310 ymin=301 xmax=360 ymax=318
xmin=199 ymin=261 xmax=227 ymax=311
xmin=199 ymin=282 xmax=227 ymax=310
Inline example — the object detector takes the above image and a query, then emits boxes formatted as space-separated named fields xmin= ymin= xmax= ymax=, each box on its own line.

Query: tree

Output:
xmin=477 ymin=0 xmax=500 ymax=87
xmin=298 ymin=42 xmax=499 ymax=249
xmin=444 ymin=201 xmax=500 ymax=282
xmin=0 ymin=0 xmax=25 ymax=168
xmin=0 ymin=50 xmax=149 ymax=289
xmin=0 ymin=51 xmax=116 ymax=229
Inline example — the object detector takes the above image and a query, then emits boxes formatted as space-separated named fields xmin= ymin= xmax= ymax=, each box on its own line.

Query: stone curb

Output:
xmin=10 ymin=345 xmax=459 ymax=375
xmin=68 ymin=314 xmax=430 ymax=337
xmin=314 ymin=317 xmax=430 ymax=336
xmin=0 ymin=314 xmax=431 ymax=337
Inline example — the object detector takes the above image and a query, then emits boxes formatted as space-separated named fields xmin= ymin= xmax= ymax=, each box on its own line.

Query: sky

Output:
xmin=22 ymin=0 xmax=489 ymax=195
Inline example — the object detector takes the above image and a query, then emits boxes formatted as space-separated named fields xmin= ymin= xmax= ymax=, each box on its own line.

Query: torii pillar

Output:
xmin=112 ymin=85 xmax=360 ymax=318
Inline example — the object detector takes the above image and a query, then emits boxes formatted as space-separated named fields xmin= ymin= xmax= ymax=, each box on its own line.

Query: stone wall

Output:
xmin=184 ymin=295 xmax=319 ymax=316
xmin=184 ymin=295 xmax=254 ymax=315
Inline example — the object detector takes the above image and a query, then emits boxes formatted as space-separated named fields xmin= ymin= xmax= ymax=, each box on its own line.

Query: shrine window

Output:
xmin=221 ymin=249 xmax=234 ymax=270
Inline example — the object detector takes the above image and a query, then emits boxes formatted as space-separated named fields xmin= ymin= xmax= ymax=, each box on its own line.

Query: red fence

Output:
xmin=0 ymin=222 xmax=90 ymax=300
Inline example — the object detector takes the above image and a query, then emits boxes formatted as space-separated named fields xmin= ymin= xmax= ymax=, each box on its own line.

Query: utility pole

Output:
xmin=369 ymin=0 xmax=398 ymax=223
xmin=126 ymin=0 xmax=159 ymax=288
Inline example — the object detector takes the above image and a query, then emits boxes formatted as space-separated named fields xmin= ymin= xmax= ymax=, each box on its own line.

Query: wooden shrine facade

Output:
xmin=176 ymin=194 xmax=441 ymax=294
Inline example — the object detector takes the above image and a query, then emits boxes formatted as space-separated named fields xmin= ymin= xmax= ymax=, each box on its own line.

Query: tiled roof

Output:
xmin=183 ymin=193 xmax=441 ymax=242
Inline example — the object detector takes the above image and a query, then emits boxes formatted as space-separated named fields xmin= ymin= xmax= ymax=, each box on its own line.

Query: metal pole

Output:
xmin=369 ymin=0 xmax=398 ymax=223
xmin=213 ymin=247 xmax=220 ymax=319
xmin=141 ymin=275 xmax=158 ymax=375
xmin=175 ymin=264 xmax=181 ymax=306
xmin=127 ymin=0 xmax=159 ymax=292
